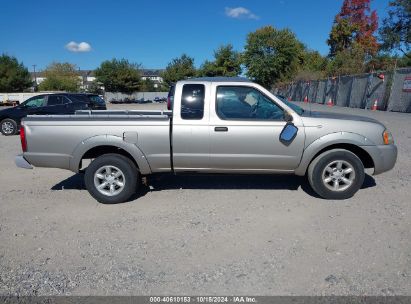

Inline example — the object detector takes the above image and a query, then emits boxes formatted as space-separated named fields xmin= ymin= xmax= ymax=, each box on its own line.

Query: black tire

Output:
xmin=307 ymin=149 xmax=365 ymax=200
xmin=1 ymin=118 xmax=18 ymax=136
xmin=84 ymin=153 xmax=139 ymax=204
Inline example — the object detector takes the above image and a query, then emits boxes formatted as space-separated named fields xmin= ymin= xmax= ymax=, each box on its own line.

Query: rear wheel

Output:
xmin=84 ymin=154 xmax=139 ymax=204
xmin=1 ymin=118 xmax=18 ymax=136
xmin=308 ymin=149 xmax=365 ymax=200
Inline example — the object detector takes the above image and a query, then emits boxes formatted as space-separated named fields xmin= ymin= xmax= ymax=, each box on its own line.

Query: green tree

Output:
xmin=398 ymin=52 xmax=411 ymax=66
xmin=197 ymin=44 xmax=242 ymax=77
xmin=243 ymin=26 xmax=304 ymax=88
xmin=87 ymin=80 xmax=104 ymax=94
xmin=302 ymin=50 xmax=328 ymax=72
xmin=38 ymin=62 xmax=81 ymax=92
xmin=161 ymin=54 xmax=196 ymax=86
xmin=327 ymin=43 xmax=366 ymax=76
xmin=295 ymin=49 xmax=328 ymax=80
xmin=95 ymin=58 xmax=141 ymax=93
xmin=0 ymin=54 xmax=32 ymax=92
xmin=197 ymin=60 xmax=216 ymax=77
xmin=379 ymin=0 xmax=411 ymax=58
xmin=140 ymin=78 xmax=156 ymax=91
xmin=327 ymin=19 xmax=359 ymax=57
xmin=157 ymin=81 xmax=171 ymax=92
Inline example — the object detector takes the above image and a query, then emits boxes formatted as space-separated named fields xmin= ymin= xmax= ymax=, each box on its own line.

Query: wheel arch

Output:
xmin=310 ymin=143 xmax=374 ymax=169
xmin=69 ymin=135 xmax=152 ymax=174
xmin=295 ymin=133 xmax=375 ymax=176
xmin=1 ymin=116 xmax=21 ymax=124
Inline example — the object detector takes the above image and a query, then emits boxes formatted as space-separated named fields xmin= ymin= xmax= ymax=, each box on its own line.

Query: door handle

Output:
xmin=214 ymin=127 xmax=228 ymax=132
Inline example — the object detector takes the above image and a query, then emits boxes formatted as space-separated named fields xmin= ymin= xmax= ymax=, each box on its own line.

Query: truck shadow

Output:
xmin=51 ymin=173 xmax=376 ymax=201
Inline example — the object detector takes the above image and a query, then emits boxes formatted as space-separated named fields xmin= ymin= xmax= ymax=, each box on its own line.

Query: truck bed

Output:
xmin=22 ymin=110 xmax=172 ymax=174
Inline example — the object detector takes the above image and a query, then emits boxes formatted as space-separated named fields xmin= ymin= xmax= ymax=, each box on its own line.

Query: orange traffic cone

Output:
xmin=371 ymin=99 xmax=378 ymax=111
xmin=304 ymin=96 xmax=308 ymax=103
xmin=326 ymin=98 xmax=334 ymax=107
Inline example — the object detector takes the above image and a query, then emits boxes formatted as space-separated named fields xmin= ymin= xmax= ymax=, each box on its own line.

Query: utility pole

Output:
xmin=32 ymin=64 xmax=37 ymax=92
xmin=32 ymin=64 xmax=37 ymax=84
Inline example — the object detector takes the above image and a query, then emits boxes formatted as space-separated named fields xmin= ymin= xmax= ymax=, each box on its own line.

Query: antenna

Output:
xmin=309 ymin=80 xmax=312 ymax=114
xmin=309 ymin=95 xmax=312 ymax=114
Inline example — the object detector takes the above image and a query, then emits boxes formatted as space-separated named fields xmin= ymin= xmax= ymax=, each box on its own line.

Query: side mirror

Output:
xmin=280 ymin=123 xmax=298 ymax=146
xmin=283 ymin=111 xmax=293 ymax=122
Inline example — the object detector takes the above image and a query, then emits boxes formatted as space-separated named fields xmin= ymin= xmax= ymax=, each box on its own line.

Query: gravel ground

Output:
xmin=0 ymin=102 xmax=410 ymax=296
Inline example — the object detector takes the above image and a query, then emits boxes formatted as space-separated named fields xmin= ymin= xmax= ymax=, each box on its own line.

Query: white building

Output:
xmin=141 ymin=69 xmax=164 ymax=88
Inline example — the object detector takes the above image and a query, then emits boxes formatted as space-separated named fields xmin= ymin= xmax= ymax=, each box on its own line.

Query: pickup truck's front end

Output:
xmin=294 ymin=110 xmax=397 ymax=176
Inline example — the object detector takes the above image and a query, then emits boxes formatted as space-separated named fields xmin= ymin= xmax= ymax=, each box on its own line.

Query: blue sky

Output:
xmin=0 ymin=0 xmax=391 ymax=71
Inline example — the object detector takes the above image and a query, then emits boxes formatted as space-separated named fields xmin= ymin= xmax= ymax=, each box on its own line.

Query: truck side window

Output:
xmin=216 ymin=86 xmax=283 ymax=121
xmin=181 ymin=84 xmax=205 ymax=120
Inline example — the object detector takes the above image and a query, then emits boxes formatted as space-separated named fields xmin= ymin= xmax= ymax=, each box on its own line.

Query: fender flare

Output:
xmin=294 ymin=132 xmax=376 ymax=176
xmin=69 ymin=135 xmax=152 ymax=174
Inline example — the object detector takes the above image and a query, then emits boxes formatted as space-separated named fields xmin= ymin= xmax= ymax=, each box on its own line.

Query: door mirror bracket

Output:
xmin=283 ymin=111 xmax=293 ymax=122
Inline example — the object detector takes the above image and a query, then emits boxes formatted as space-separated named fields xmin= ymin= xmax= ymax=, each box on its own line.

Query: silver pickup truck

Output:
xmin=15 ymin=77 xmax=397 ymax=203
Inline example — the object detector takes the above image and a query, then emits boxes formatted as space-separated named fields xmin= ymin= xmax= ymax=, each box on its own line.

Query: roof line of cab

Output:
xmin=177 ymin=77 xmax=252 ymax=83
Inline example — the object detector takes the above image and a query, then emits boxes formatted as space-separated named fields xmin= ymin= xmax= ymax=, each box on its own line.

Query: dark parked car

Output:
xmin=0 ymin=93 xmax=106 ymax=136
xmin=167 ymin=85 xmax=175 ymax=110
xmin=136 ymin=98 xmax=152 ymax=104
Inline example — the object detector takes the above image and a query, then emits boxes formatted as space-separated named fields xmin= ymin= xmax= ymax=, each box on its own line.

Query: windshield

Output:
xmin=275 ymin=95 xmax=304 ymax=115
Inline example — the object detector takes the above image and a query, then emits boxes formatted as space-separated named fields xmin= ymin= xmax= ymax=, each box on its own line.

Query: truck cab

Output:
xmin=170 ymin=77 xmax=304 ymax=173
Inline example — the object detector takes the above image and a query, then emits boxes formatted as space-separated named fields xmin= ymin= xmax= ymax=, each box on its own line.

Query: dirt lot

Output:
xmin=0 ymin=102 xmax=410 ymax=296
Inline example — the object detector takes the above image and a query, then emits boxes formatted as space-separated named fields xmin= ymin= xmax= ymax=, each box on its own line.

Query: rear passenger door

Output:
xmin=45 ymin=95 xmax=72 ymax=114
xmin=172 ymin=83 xmax=210 ymax=172
xmin=68 ymin=95 xmax=91 ymax=111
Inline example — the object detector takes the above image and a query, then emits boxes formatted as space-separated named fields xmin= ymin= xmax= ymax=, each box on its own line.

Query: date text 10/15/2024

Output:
xmin=149 ymin=297 xmax=257 ymax=303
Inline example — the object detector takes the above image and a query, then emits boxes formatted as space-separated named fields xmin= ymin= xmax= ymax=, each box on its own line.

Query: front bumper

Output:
xmin=15 ymin=154 xmax=33 ymax=169
xmin=361 ymin=144 xmax=397 ymax=175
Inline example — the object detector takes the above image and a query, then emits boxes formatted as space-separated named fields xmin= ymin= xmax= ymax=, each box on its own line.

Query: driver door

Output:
xmin=24 ymin=95 xmax=48 ymax=115
xmin=208 ymin=84 xmax=304 ymax=172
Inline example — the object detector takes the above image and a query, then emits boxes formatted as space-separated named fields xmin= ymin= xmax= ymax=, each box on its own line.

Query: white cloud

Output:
xmin=225 ymin=7 xmax=259 ymax=20
xmin=65 ymin=41 xmax=92 ymax=52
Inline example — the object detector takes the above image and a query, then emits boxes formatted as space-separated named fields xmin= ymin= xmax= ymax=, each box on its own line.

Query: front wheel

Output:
xmin=307 ymin=149 xmax=365 ymax=200
xmin=84 ymin=154 xmax=139 ymax=204
xmin=1 ymin=118 xmax=18 ymax=136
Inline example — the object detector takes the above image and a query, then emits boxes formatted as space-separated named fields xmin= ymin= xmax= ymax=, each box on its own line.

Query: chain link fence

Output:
xmin=276 ymin=68 xmax=411 ymax=113
xmin=387 ymin=68 xmax=411 ymax=112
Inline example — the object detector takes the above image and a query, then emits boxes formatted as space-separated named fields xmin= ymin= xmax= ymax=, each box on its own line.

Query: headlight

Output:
xmin=383 ymin=130 xmax=394 ymax=145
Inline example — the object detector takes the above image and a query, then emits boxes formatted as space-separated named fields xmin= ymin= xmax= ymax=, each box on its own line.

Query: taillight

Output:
xmin=167 ymin=96 xmax=171 ymax=110
xmin=20 ymin=126 xmax=27 ymax=152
